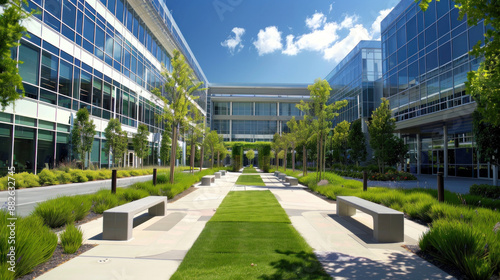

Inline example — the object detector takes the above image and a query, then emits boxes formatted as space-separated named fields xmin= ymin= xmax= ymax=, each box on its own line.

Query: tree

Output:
xmin=272 ymin=133 xmax=281 ymax=169
xmin=246 ymin=149 xmax=255 ymax=166
xmin=203 ymin=130 xmax=219 ymax=168
xmin=419 ymin=0 xmax=500 ymax=126
xmin=153 ymin=49 xmax=204 ymax=183
xmin=1 ymin=0 xmax=31 ymax=110
xmin=299 ymin=79 xmax=347 ymax=182
xmin=473 ymin=110 xmax=500 ymax=185
xmin=348 ymin=119 xmax=367 ymax=167
xmin=280 ymin=133 xmax=289 ymax=171
xmin=160 ymin=129 xmax=171 ymax=166
xmin=286 ymin=117 xmax=299 ymax=172
xmin=216 ymin=142 xmax=227 ymax=167
xmin=296 ymin=112 xmax=314 ymax=176
xmin=368 ymin=98 xmax=403 ymax=173
xmin=332 ymin=121 xmax=350 ymax=165
xmin=104 ymin=118 xmax=127 ymax=167
xmin=71 ymin=108 xmax=95 ymax=169
xmin=133 ymin=124 xmax=149 ymax=168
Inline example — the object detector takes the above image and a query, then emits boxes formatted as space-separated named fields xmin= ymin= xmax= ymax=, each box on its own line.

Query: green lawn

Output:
xmin=171 ymin=191 xmax=329 ymax=280
xmin=243 ymin=167 xmax=259 ymax=173
xmin=235 ymin=174 xmax=266 ymax=186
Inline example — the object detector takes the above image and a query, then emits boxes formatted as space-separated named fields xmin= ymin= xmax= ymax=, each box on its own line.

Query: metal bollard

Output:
xmin=111 ymin=169 xmax=117 ymax=194
xmin=437 ymin=172 xmax=444 ymax=202
xmin=153 ymin=168 xmax=157 ymax=186
xmin=363 ymin=171 xmax=367 ymax=191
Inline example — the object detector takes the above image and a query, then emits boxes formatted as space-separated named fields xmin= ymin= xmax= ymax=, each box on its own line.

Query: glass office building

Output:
xmin=381 ymin=0 xmax=495 ymax=178
xmin=209 ymin=85 xmax=309 ymax=142
xmin=326 ymin=40 xmax=383 ymax=128
xmin=1 ymin=0 xmax=207 ymax=174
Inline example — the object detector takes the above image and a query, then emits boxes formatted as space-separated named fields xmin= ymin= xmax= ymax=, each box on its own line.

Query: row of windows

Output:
xmin=212 ymin=102 xmax=301 ymax=116
xmin=212 ymin=120 xmax=280 ymax=136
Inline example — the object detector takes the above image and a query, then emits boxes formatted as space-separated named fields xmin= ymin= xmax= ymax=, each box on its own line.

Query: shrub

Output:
xmin=60 ymin=224 xmax=83 ymax=254
xmin=96 ymin=170 xmax=111 ymax=180
xmin=419 ymin=219 xmax=495 ymax=280
xmin=469 ymin=184 xmax=500 ymax=199
xmin=118 ymin=188 xmax=149 ymax=202
xmin=129 ymin=170 xmax=143 ymax=176
xmin=84 ymin=170 xmax=98 ymax=181
xmin=156 ymin=173 xmax=169 ymax=184
xmin=2 ymin=172 xmax=42 ymax=189
xmin=0 ymin=212 xmax=57 ymax=278
xmin=33 ymin=197 xmax=75 ymax=228
xmin=71 ymin=195 xmax=92 ymax=221
xmin=38 ymin=169 xmax=59 ymax=186
xmin=92 ymin=190 xmax=120 ymax=214
xmin=55 ymin=170 xmax=73 ymax=184
xmin=69 ymin=169 xmax=88 ymax=183
xmin=117 ymin=170 xmax=130 ymax=178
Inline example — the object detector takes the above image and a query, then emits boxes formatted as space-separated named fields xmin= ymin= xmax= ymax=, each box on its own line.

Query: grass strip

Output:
xmin=235 ymin=174 xmax=266 ymax=186
xmin=171 ymin=191 xmax=330 ymax=280
xmin=242 ymin=167 xmax=259 ymax=173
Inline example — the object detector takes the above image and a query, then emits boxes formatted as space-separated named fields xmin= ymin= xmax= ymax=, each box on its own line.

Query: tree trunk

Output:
xmin=275 ymin=153 xmax=279 ymax=170
xmin=217 ymin=151 xmax=220 ymax=167
xmin=303 ymin=145 xmax=307 ymax=176
xmin=283 ymin=147 xmax=287 ymax=171
xmin=169 ymin=125 xmax=177 ymax=184
xmin=292 ymin=145 xmax=295 ymax=172
xmin=211 ymin=151 xmax=214 ymax=169
xmin=200 ymin=145 xmax=204 ymax=171
xmin=190 ymin=143 xmax=195 ymax=174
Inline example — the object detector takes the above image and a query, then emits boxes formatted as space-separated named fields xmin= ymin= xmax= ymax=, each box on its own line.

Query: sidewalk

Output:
xmin=37 ymin=172 xmax=238 ymax=280
xmin=238 ymin=173 xmax=454 ymax=279
xmin=37 ymin=171 xmax=454 ymax=280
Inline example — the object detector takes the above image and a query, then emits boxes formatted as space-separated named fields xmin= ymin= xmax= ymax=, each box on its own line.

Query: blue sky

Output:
xmin=164 ymin=0 xmax=399 ymax=84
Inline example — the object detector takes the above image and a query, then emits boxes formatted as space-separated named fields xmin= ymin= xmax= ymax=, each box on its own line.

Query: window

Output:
xmin=255 ymin=103 xmax=276 ymax=116
xmin=452 ymin=32 xmax=468 ymax=59
xmin=437 ymin=14 xmax=450 ymax=38
xmin=40 ymin=51 xmax=58 ymax=91
xmin=92 ymin=77 xmax=102 ymax=107
xmin=232 ymin=102 xmax=253 ymax=115
xmin=59 ymin=60 xmax=72 ymax=96
xmin=62 ymin=0 xmax=76 ymax=28
xmin=213 ymin=120 xmax=229 ymax=134
xmin=83 ymin=16 xmax=95 ymax=43
xmin=103 ymin=83 xmax=111 ymax=110
xmin=468 ymin=22 xmax=484 ymax=51
xmin=279 ymin=103 xmax=300 ymax=116
xmin=18 ymin=42 xmax=39 ymax=85
xmin=80 ymin=71 xmax=91 ymax=103
xmin=438 ymin=42 xmax=451 ymax=66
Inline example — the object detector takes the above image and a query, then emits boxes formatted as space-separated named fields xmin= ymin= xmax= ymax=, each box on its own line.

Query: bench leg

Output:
xmin=373 ymin=214 xmax=404 ymax=242
xmin=103 ymin=212 xmax=132 ymax=240
xmin=337 ymin=202 xmax=356 ymax=216
xmin=148 ymin=201 xmax=167 ymax=216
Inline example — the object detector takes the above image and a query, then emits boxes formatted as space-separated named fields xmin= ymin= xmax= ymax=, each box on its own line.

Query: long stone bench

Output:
xmin=201 ymin=175 xmax=215 ymax=186
xmin=274 ymin=171 xmax=280 ymax=177
xmin=336 ymin=196 xmax=404 ymax=243
xmin=278 ymin=173 xmax=287 ymax=181
xmin=103 ymin=196 xmax=168 ymax=241
xmin=285 ymin=176 xmax=298 ymax=186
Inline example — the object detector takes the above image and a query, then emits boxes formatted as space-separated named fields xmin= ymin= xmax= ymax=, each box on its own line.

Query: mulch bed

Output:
xmin=17 ymin=244 xmax=97 ymax=280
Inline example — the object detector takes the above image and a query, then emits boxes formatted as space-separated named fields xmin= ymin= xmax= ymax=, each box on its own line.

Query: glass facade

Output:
xmin=326 ymin=41 xmax=382 ymax=126
xmin=1 ymin=0 xmax=207 ymax=174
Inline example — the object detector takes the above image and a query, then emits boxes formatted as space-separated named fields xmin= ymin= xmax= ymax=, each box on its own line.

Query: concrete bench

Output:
xmin=214 ymin=172 xmax=221 ymax=179
xmin=278 ymin=173 xmax=287 ymax=181
xmin=201 ymin=175 xmax=215 ymax=186
xmin=337 ymin=196 xmax=404 ymax=243
xmin=220 ymin=170 xmax=226 ymax=176
xmin=274 ymin=171 xmax=280 ymax=177
xmin=285 ymin=176 xmax=298 ymax=186
xmin=103 ymin=196 xmax=168 ymax=241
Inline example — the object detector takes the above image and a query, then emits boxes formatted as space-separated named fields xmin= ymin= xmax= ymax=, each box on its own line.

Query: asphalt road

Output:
xmin=0 ymin=175 xmax=153 ymax=216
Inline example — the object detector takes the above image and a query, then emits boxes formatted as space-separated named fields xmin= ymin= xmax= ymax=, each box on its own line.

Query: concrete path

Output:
xmin=37 ymin=172 xmax=238 ymax=280
xmin=0 ymin=175 xmax=153 ymax=216
xmin=37 ymin=170 xmax=454 ymax=280
xmin=240 ymin=173 xmax=455 ymax=280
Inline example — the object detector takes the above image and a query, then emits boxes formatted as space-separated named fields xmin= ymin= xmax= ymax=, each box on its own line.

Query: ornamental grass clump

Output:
xmin=0 ymin=212 xmax=57 ymax=279
xmin=91 ymin=190 xmax=120 ymax=214
xmin=33 ymin=197 xmax=76 ymax=228
xmin=60 ymin=224 xmax=83 ymax=254
xmin=118 ymin=188 xmax=149 ymax=202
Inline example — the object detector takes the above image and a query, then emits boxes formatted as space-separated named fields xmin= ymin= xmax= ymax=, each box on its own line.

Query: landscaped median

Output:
xmin=284 ymin=170 xmax=500 ymax=280
xmin=170 ymin=191 xmax=330 ymax=279
xmin=235 ymin=174 xmax=266 ymax=186
xmin=0 ymin=168 xmax=225 ymax=280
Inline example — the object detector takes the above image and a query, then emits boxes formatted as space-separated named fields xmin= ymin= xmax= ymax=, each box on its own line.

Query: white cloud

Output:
xmin=221 ymin=27 xmax=246 ymax=54
xmin=329 ymin=4 xmax=333 ymax=14
xmin=324 ymin=24 xmax=371 ymax=62
xmin=340 ymin=15 xmax=357 ymax=29
xmin=283 ymin=34 xmax=299 ymax=55
xmin=370 ymin=8 xmax=394 ymax=40
xmin=253 ymin=26 xmax=283 ymax=56
xmin=305 ymin=12 xmax=326 ymax=30
xmin=284 ymin=22 xmax=340 ymax=54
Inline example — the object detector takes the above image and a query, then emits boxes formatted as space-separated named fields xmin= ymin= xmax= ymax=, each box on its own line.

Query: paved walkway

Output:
xmin=38 ymin=171 xmax=454 ymax=279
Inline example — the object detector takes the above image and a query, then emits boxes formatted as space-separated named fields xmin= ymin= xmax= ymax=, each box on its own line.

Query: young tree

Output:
xmin=332 ymin=121 xmax=351 ymax=165
xmin=0 ymin=0 xmax=31 ymax=110
xmin=299 ymin=79 xmax=347 ymax=182
xmin=153 ymin=49 xmax=204 ymax=183
xmin=186 ymin=122 xmax=203 ymax=173
xmin=160 ymin=129 xmax=171 ymax=167
xmin=473 ymin=110 xmax=500 ymax=185
xmin=272 ymin=133 xmax=281 ymax=169
xmin=296 ymin=112 xmax=314 ymax=176
xmin=286 ymin=117 xmax=299 ymax=172
xmin=216 ymin=141 xmax=227 ymax=167
xmin=104 ymin=118 xmax=127 ymax=167
xmin=203 ymin=130 xmax=219 ymax=168
xmin=133 ymin=124 xmax=149 ymax=168
xmin=246 ymin=149 xmax=255 ymax=166
xmin=348 ymin=119 xmax=367 ymax=167
xmin=419 ymin=1 xmax=500 ymax=126
xmin=71 ymin=108 xmax=95 ymax=169
xmin=368 ymin=98 xmax=400 ymax=173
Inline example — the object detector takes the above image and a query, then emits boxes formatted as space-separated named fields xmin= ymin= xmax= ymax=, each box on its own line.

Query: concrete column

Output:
xmin=443 ymin=125 xmax=448 ymax=177
xmin=417 ymin=133 xmax=421 ymax=175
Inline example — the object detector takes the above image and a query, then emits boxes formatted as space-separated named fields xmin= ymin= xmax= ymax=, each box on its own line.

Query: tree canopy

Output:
xmin=104 ymin=118 xmax=127 ymax=167
xmin=133 ymin=124 xmax=149 ymax=168
xmin=348 ymin=119 xmax=367 ymax=166
xmin=71 ymin=108 xmax=96 ymax=169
